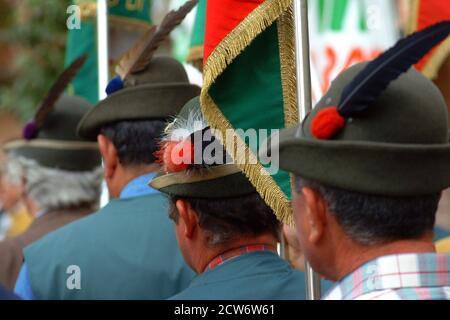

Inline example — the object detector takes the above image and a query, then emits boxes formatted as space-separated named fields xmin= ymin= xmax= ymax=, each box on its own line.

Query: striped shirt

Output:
xmin=325 ymin=253 xmax=450 ymax=300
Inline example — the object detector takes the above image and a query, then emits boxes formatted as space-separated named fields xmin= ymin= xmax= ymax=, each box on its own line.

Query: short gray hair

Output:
xmin=5 ymin=156 xmax=103 ymax=211
xmin=295 ymin=176 xmax=440 ymax=246
xmin=168 ymin=194 xmax=281 ymax=247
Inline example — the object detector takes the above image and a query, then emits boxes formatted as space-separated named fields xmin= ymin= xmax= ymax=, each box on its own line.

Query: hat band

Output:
xmin=4 ymin=139 xmax=98 ymax=151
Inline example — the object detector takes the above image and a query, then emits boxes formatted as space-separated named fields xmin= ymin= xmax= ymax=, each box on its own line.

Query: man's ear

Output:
xmin=302 ymin=187 xmax=328 ymax=245
xmin=176 ymin=199 xmax=198 ymax=239
xmin=97 ymin=134 xmax=118 ymax=179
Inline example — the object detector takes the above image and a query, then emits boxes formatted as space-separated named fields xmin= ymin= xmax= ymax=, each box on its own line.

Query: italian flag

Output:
xmin=409 ymin=0 xmax=450 ymax=79
xmin=201 ymin=0 xmax=297 ymax=224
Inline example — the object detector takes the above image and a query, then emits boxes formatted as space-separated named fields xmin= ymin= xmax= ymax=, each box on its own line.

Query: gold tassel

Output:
xmin=422 ymin=37 xmax=450 ymax=80
xmin=186 ymin=45 xmax=204 ymax=72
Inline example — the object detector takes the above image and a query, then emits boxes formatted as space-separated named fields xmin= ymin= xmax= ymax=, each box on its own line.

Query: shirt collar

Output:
xmin=204 ymin=245 xmax=277 ymax=272
xmin=120 ymin=172 xmax=159 ymax=199
xmin=325 ymin=252 xmax=450 ymax=300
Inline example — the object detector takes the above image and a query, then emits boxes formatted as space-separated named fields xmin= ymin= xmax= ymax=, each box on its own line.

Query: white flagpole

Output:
xmin=97 ymin=0 xmax=110 ymax=208
xmin=97 ymin=0 xmax=109 ymax=101
xmin=293 ymin=0 xmax=322 ymax=300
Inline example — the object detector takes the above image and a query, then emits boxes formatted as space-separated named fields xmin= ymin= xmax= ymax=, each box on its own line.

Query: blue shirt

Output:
xmin=14 ymin=172 xmax=158 ymax=300
xmin=0 ymin=284 xmax=20 ymax=300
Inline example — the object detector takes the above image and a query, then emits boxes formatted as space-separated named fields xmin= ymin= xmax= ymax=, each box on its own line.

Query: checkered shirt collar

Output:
xmin=325 ymin=253 xmax=450 ymax=300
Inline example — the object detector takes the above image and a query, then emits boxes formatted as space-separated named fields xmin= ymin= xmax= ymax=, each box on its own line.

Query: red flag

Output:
xmin=409 ymin=0 xmax=450 ymax=78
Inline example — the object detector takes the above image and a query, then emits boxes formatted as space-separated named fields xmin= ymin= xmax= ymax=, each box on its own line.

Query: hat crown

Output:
xmin=306 ymin=63 xmax=449 ymax=145
xmin=38 ymin=95 xmax=93 ymax=142
xmin=123 ymin=56 xmax=189 ymax=88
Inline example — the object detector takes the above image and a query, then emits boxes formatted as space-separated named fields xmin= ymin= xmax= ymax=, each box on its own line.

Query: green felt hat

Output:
xmin=264 ymin=23 xmax=450 ymax=196
xmin=265 ymin=63 xmax=450 ymax=196
xmin=77 ymin=57 xmax=201 ymax=140
xmin=149 ymin=97 xmax=257 ymax=198
xmin=4 ymin=95 xmax=101 ymax=172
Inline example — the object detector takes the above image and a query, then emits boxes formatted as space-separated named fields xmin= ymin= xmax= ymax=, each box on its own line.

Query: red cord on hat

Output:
xmin=311 ymin=106 xmax=346 ymax=140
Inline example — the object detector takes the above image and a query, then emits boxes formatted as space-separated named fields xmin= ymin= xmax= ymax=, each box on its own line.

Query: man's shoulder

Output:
xmin=0 ymin=285 xmax=19 ymax=300
xmin=23 ymin=211 xmax=97 ymax=260
xmin=24 ymin=193 xmax=170 ymax=259
xmin=110 ymin=192 xmax=168 ymax=210
xmin=172 ymin=252 xmax=307 ymax=300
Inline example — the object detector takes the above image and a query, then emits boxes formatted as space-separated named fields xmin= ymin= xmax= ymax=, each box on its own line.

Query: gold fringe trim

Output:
xmin=76 ymin=1 xmax=151 ymax=31
xmin=277 ymin=5 xmax=298 ymax=127
xmin=109 ymin=16 xmax=152 ymax=31
xmin=201 ymin=0 xmax=295 ymax=226
xmin=405 ymin=0 xmax=450 ymax=79
xmin=203 ymin=95 xmax=294 ymax=226
xmin=422 ymin=37 xmax=450 ymax=80
xmin=187 ymin=45 xmax=204 ymax=72
xmin=406 ymin=0 xmax=420 ymax=35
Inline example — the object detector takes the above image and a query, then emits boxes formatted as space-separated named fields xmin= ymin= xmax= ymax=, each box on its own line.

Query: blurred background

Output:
xmin=0 ymin=0 xmax=200 ymax=159
xmin=0 ymin=0 xmax=449 ymax=240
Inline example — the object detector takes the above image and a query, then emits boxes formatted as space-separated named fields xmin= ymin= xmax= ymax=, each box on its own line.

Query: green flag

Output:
xmin=186 ymin=0 xmax=206 ymax=70
xmin=65 ymin=0 xmax=152 ymax=104
xmin=201 ymin=0 xmax=297 ymax=224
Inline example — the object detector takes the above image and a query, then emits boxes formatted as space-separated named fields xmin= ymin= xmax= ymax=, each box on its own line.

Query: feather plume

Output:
xmin=115 ymin=26 xmax=157 ymax=79
xmin=163 ymin=108 xmax=207 ymax=142
xmin=34 ymin=54 xmax=87 ymax=127
xmin=339 ymin=21 xmax=450 ymax=117
xmin=125 ymin=0 xmax=198 ymax=77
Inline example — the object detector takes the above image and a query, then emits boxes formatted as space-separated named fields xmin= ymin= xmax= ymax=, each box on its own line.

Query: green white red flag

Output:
xmin=201 ymin=0 xmax=297 ymax=224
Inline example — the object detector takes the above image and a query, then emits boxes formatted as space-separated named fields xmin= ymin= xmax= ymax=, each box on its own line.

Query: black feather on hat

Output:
xmin=262 ymin=21 xmax=450 ymax=197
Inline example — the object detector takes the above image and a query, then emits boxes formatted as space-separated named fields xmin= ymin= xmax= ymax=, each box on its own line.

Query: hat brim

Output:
xmin=77 ymin=83 xmax=201 ymax=140
xmin=150 ymin=164 xmax=257 ymax=198
xmin=265 ymin=126 xmax=450 ymax=196
xmin=4 ymin=139 xmax=101 ymax=172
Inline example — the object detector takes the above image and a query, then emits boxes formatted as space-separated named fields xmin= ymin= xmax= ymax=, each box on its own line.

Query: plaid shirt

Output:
xmin=205 ymin=245 xmax=277 ymax=271
xmin=325 ymin=253 xmax=450 ymax=300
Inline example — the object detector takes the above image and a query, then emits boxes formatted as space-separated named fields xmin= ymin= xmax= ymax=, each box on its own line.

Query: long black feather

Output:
xmin=339 ymin=21 xmax=450 ymax=117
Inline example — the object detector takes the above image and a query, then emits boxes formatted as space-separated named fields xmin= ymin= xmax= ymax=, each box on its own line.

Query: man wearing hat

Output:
xmin=264 ymin=23 xmax=450 ymax=300
xmin=0 ymin=56 xmax=102 ymax=290
xmin=150 ymin=97 xmax=307 ymax=300
xmin=0 ymin=92 xmax=103 ymax=290
xmin=18 ymin=11 xmax=201 ymax=297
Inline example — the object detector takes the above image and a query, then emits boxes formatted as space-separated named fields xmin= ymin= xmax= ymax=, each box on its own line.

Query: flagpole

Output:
xmin=97 ymin=0 xmax=109 ymax=101
xmin=97 ymin=0 xmax=110 ymax=208
xmin=293 ymin=0 xmax=322 ymax=300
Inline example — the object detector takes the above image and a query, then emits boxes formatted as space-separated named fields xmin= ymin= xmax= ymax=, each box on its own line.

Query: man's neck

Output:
xmin=196 ymin=233 xmax=278 ymax=274
xmin=114 ymin=164 xmax=160 ymax=197
xmin=333 ymin=236 xmax=436 ymax=281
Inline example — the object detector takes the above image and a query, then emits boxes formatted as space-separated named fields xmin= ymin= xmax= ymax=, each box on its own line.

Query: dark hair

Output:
xmin=169 ymin=193 xmax=281 ymax=246
xmin=100 ymin=120 xmax=166 ymax=167
xmin=296 ymin=177 xmax=441 ymax=246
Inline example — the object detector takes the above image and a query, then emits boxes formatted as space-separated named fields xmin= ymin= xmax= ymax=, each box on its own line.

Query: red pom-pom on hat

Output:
xmin=161 ymin=140 xmax=194 ymax=173
xmin=311 ymin=106 xmax=346 ymax=140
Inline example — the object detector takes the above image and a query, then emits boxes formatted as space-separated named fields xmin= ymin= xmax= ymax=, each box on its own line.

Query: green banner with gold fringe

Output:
xmin=201 ymin=0 xmax=297 ymax=225
xmin=65 ymin=0 xmax=152 ymax=104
